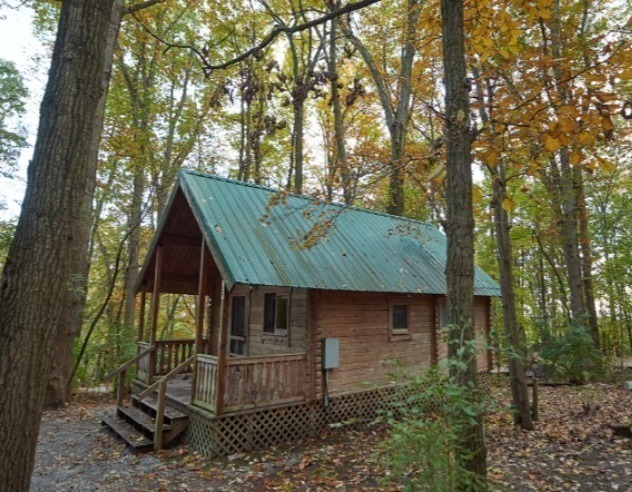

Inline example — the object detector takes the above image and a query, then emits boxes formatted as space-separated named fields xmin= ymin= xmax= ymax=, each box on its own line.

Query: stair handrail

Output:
xmin=137 ymin=354 xmax=196 ymax=400
xmin=104 ymin=345 xmax=155 ymax=406
xmin=103 ymin=345 xmax=155 ymax=382
xmin=137 ymin=354 xmax=196 ymax=451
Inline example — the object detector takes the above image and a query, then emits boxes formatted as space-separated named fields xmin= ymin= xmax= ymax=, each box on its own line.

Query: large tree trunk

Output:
xmin=328 ymin=14 xmax=352 ymax=205
xmin=342 ymin=0 xmax=420 ymax=216
xmin=440 ymin=0 xmax=487 ymax=484
xmin=575 ymin=167 xmax=600 ymax=346
xmin=292 ymin=97 xmax=305 ymax=193
xmin=0 ymin=0 xmax=123 ymax=488
xmin=123 ymin=166 xmax=145 ymax=331
xmin=491 ymin=163 xmax=534 ymax=430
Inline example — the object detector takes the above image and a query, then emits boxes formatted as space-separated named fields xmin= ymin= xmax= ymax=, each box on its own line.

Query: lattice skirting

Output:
xmin=186 ymin=380 xmax=471 ymax=458
xmin=184 ymin=372 xmax=493 ymax=458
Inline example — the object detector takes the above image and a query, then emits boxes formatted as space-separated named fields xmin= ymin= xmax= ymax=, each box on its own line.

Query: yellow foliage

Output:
xmin=544 ymin=136 xmax=561 ymax=153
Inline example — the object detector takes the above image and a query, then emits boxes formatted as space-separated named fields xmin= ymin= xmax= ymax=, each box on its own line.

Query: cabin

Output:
xmin=103 ymin=169 xmax=500 ymax=456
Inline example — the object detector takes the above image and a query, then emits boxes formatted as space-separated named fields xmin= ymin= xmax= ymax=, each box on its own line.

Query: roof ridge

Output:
xmin=180 ymin=168 xmax=436 ymax=229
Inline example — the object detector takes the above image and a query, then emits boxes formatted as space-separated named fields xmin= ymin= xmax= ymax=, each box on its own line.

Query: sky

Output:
xmin=0 ymin=4 xmax=47 ymax=221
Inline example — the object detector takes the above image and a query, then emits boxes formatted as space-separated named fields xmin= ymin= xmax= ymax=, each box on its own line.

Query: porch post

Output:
xmin=215 ymin=281 xmax=230 ymax=415
xmin=138 ymin=284 xmax=147 ymax=344
xmin=148 ymin=245 xmax=163 ymax=381
xmin=192 ymin=239 xmax=208 ymax=399
xmin=196 ymin=239 xmax=208 ymax=354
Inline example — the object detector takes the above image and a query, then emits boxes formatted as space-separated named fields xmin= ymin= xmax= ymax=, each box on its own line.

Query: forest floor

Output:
xmin=31 ymin=383 xmax=632 ymax=491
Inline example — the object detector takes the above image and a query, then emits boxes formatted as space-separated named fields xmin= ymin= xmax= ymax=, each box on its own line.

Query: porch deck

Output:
xmin=135 ymin=341 xmax=309 ymax=417
xmin=162 ymin=374 xmax=194 ymax=406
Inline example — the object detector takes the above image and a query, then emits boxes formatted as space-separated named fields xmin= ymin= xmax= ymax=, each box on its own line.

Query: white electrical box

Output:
xmin=322 ymin=338 xmax=340 ymax=369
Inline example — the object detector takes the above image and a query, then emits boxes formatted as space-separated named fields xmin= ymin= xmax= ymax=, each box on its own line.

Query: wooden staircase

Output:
xmin=102 ymin=350 xmax=195 ymax=452
xmin=102 ymin=394 xmax=189 ymax=452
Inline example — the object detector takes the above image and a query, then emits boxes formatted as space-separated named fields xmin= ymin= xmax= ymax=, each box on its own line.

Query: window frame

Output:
xmin=389 ymin=302 xmax=412 ymax=341
xmin=263 ymin=292 xmax=289 ymax=337
xmin=229 ymin=295 xmax=248 ymax=356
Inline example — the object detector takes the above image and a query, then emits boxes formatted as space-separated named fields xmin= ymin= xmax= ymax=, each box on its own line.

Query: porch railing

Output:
xmin=137 ymin=342 xmax=153 ymax=383
xmin=154 ymin=339 xmax=195 ymax=376
xmin=193 ymin=353 xmax=308 ymax=414
xmin=136 ymin=339 xmax=195 ymax=382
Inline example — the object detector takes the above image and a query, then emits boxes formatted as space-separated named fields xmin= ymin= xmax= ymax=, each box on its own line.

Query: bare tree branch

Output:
xmin=133 ymin=0 xmax=381 ymax=75
xmin=124 ymin=0 xmax=164 ymax=15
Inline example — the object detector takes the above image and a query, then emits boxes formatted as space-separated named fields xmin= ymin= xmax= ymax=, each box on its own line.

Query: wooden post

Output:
xmin=138 ymin=286 xmax=147 ymax=344
xmin=531 ymin=377 xmax=540 ymax=422
xmin=149 ymin=245 xmax=163 ymax=381
xmin=206 ymin=272 xmax=219 ymax=356
xmin=486 ymin=297 xmax=493 ymax=372
xmin=196 ymin=240 xmax=208 ymax=354
xmin=192 ymin=240 xmax=208 ymax=401
xmin=431 ymin=298 xmax=439 ymax=365
xmin=154 ymin=379 xmax=167 ymax=451
xmin=215 ymin=282 xmax=230 ymax=415
xmin=117 ymin=369 xmax=126 ymax=407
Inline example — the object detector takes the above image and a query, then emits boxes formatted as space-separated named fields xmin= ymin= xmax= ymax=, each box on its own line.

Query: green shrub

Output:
xmin=539 ymin=325 xmax=601 ymax=384
xmin=377 ymin=366 xmax=488 ymax=491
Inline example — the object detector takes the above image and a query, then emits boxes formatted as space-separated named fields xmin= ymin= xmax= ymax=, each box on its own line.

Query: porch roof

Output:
xmin=138 ymin=169 xmax=500 ymax=297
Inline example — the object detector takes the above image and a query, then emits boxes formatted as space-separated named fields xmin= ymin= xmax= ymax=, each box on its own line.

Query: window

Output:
xmin=230 ymin=296 xmax=246 ymax=355
xmin=264 ymin=293 xmax=288 ymax=335
xmin=391 ymin=304 xmax=409 ymax=333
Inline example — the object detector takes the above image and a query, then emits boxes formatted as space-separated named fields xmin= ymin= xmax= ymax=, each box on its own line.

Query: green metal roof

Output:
xmin=175 ymin=170 xmax=500 ymax=296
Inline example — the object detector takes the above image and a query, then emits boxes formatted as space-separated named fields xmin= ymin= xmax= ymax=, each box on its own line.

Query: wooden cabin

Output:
xmin=103 ymin=169 xmax=500 ymax=456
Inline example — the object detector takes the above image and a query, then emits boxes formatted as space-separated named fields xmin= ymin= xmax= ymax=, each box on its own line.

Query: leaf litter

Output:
xmin=31 ymin=384 xmax=631 ymax=490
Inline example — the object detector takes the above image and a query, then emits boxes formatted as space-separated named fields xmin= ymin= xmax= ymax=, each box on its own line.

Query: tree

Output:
xmin=440 ymin=0 xmax=487 ymax=485
xmin=0 ymin=58 xmax=28 ymax=178
xmin=0 ymin=0 xmax=126 ymax=488
xmin=341 ymin=0 xmax=421 ymax=215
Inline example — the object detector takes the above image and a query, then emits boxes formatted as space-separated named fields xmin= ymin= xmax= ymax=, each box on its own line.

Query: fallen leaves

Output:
xmin=31 ymin=384 xmax=632 ymax=491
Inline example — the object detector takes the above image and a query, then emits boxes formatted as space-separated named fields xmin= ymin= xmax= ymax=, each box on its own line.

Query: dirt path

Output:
xmin=30 ymin=385 xmax=632 ymax=491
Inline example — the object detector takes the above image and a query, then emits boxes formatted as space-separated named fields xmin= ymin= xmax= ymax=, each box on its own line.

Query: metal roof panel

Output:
xmin=179 ymin=170 xmax=501 ymax=296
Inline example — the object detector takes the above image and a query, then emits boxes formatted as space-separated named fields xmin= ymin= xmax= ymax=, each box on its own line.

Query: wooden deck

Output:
xmin=164 ymin=374 xmax=194 ymax=406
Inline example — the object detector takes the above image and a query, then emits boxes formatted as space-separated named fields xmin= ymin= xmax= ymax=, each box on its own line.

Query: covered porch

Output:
xmin=130 ymin=186 xmax=309 ymax=418
xmin=134 ymin=349 xmax=307 ymax=415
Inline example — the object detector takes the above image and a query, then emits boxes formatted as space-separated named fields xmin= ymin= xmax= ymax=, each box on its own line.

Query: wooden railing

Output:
xmin=154 ymin=339 xmax=195 ymax=376
xmin=193 ymin=354 xmax=219 ymax=412
xmin=138 ymin=354 xmax=196 ymax=451
xmin=193 ymin=353 xmax=308 ymax=414
xmin=104 ymin=345 xmax=155 ymax=406
xmin=137 ymin=342 xmax=152 ymax=383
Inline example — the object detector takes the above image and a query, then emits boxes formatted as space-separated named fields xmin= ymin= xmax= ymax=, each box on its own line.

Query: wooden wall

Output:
xmin=227 ymin=285 xmax=309 ymax=356
xmin=313 ymin=291 xmax=491 ymax=397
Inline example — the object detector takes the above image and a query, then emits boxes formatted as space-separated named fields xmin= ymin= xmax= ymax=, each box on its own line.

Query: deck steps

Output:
xmin=102 ymin=394 xmax=189 ymax=452
xmin=102 ymin=415 xmax=154 ymax=451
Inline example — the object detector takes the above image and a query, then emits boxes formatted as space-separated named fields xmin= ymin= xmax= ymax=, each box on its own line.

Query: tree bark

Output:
xmin=575 ymin=167 xmax=600 ymax=346
xmin=0 ymin=0 xmax=124 ymax=488
xmin=328 ymin=14 xmax=352 ymax=205
xmin=491 ymin=163 xmax=534 ymax=430
xmin=440 ymin=0 xmax=487 ymax=484
xmin=342 ymin=0 xmax=420 ymax=216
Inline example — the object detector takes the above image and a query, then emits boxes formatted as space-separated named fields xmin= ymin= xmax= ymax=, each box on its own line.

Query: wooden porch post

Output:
xmin=215 ymin=281 xmax=230 ymax=415
xmin=192 ymin=239 xmax=208 ymax=399
xmin=138 ymin=285 xmax=147 ymax=344
xmin=196 ymin=239 xmax=208 ymax=354
xmin=149 ymin=245 xmax=163 ymax=381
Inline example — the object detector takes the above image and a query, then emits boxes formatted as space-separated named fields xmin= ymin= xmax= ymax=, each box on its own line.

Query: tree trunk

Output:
xmin=491 ymin=163 xmax=534 ymax=430
xmin=558 ymin=148 xmax=586 ymax=326
xmin=575 ymin=167 xmax=600 ymax=346
xmin=123 ymin=166 xmax=145 ymax=331
xmin=0 ymin=0 xmax=123 ymax=488
xmin=292 ymin=98 xmax=305 ymax=193
xmin=440 ymin=0 xmax=487 ymax=484
xmin=328 ymin=14 xmax=352 ymax=205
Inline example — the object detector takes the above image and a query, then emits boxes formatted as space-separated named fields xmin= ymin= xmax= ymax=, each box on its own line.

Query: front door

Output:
xmin=229 ymin=296 xmax=247 ymax=356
